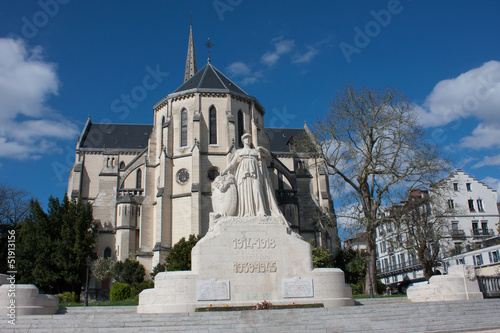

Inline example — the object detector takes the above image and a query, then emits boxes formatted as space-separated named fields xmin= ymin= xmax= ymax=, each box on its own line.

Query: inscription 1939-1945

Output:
xmin=234 ymin=261 xmax=277 ymax=273
xmin=233 ymin=238 xmax=276 ymax=249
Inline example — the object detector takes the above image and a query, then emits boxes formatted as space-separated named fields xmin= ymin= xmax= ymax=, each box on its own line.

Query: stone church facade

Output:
xmin=67 ymin=26 xmax=339 ymax=273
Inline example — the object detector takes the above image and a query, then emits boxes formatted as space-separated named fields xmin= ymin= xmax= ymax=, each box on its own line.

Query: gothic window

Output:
xmin=181 ymin=109 xmax=188 ymax=147
xmin=119 ymin=161 xmax=125 ymax=170
xmin=136 ymin=169 xmax=142 ymax=189
xmin=209 ymin=106 xmax=217 ymax=144
xmin=237 ymin=110 xmax=244 ymax=148
xmin=104 ymin=247 xmax=111 ymax=259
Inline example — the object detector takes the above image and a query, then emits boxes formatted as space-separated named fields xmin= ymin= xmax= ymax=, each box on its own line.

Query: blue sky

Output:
xmin=1 ymin=0 xmax=500 ymax=207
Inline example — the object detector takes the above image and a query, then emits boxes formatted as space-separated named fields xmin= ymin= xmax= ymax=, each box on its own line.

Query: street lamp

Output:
xmin=84 ymin=256 xmax=92 ymax=306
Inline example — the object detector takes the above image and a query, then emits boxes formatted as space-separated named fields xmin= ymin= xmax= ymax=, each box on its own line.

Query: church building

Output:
xmin=67 ymin=25 xmax=339 ymax=273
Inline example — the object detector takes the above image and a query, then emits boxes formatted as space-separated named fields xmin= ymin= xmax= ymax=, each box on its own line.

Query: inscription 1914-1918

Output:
xmin=233 ymin=238 xmax=276 ymax=249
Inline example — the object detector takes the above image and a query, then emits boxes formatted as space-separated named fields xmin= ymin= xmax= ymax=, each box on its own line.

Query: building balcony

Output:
xmin=377 ymin=262 xmax=421 ymax=278
xmin=452 ymin=229 xmax=466 ymax=240
xmin=471 ymin=229 xmax=495 ymax=237
xmin=118 ymin=188 xmax=144 ymax=197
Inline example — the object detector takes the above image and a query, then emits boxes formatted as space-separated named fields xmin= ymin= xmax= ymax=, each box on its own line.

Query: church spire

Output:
xmin=183 ymin=24 xmax=197 ymax=83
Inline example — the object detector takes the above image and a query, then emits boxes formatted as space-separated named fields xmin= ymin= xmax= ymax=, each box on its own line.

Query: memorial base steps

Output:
xmin=2 ymin=298 xmax=500 ymax=332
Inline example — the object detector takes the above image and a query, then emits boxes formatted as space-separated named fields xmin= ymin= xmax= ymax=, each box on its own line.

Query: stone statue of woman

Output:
xmin=221 ymin=133 xmax=283 ymax=218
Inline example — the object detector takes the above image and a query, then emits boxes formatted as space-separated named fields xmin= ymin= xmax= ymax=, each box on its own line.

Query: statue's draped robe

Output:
xmin=228 ymin=148 xmax=284 ymax=218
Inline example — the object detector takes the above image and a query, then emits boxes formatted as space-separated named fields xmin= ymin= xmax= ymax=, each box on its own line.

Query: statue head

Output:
xmin=241 ymin=133 xmax=252 ymax=145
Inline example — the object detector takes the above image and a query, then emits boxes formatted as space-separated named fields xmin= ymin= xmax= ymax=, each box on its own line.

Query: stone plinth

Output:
xmin=138 ymin=216 xmax=353 ymax=313
xmin=0 ymin=284 xmax=59 ymax=315
xmin=407 ymin=265 xmax=484 ymax=302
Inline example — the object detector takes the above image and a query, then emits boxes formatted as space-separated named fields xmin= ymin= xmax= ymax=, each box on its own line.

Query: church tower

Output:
xmin=145 ymin=25 xmax=268 ymax=267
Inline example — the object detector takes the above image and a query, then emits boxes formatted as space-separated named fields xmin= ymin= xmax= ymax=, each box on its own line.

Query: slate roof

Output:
xmin=79 ymin=123 xmax=153 ymax=150
xmin=265 ymin=128 xmax=310 ymax=153
xmin=173 ymin=63 xmax=248 ymax=96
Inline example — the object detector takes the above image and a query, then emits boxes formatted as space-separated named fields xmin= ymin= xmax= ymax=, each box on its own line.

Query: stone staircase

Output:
xmin=2 ymin=298 xmax=500 ymax=333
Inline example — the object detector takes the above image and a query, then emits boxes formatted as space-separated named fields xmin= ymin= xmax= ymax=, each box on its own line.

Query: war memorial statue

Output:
xmin=138 ymin=135 xmax=354 ymax=313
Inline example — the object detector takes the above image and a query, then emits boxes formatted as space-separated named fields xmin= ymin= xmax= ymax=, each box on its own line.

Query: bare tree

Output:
xmin=0 ymin=183 xmax=31 ymax=226
xmin=0 ymin=183 xmax=31 ymax=273
xmin=304 ymin=83 xmax=449 ymax=294
xmin=387 ymin=187 xmax=456 ymax=281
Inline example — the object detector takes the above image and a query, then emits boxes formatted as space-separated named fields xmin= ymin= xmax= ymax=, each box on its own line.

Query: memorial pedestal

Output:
xmin=138 ymin=216 xmax=353 ymax=313
xmin=407 ymin=265 xmax=484 ymax=302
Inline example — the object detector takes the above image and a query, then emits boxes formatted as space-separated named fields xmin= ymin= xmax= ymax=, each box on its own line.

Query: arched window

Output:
xmin=119 ymin=161 xmax=126 ymax=170
xmin=237 ymin=110 xmax=244 ymax=148
xmin=181 ymin=109 xmax=188 ymax=147
xmin=136 ymin=169 xmax=142 ymax=189
xmin=209 ymin=106 xmax=217 ymax=144
xmin=103 ymin=247 xmax=111 ymax=259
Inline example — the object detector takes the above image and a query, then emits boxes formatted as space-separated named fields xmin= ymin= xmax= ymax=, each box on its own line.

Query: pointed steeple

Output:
xmin=184 ymin=24 xmax=197 ymax=83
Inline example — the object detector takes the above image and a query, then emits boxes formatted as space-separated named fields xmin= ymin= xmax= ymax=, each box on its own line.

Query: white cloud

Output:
xmin=228 ymin=37 xmax=322 ymax=85
xmin=226 ymin=62 xmax=252 ymax=77
xmin=292 ymin=46 xmax=319 ymax=64
xmin=261 ymin=37 xmax=294 ymax=67
xmin=481 ymin=176 xmax=500 ymax=193
xmin=473 ymin=154 xmax=500 ymax=168
xmin=415 ymin=61 xmax=500 ymax=128
xmin=225 ymin=61 xmax=263 ymax=86
xmin=460 ymin=123 xmax=500 ymax=150
xmin=241 ymin=75 xmax=261 ymax=85
xmin=0 ymin=38 xmax=79 ymax=160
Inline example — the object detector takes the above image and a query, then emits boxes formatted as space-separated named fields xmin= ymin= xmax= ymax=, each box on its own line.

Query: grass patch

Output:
xmin=59 ymin=295 xmax=139 ymax=307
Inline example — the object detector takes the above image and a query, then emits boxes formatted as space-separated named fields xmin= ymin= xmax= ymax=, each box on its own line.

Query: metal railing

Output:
xmin=377 ymin=261 xmax=421 ymax=277
xmin=452 ymin=229 xmax=466 ymax=240
xmin=471 ymin=229 xmax=494 ymax=237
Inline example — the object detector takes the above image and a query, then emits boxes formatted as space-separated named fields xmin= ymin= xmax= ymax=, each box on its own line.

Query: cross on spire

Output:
xmin=204 ymin=38 xmax=214 ymax=63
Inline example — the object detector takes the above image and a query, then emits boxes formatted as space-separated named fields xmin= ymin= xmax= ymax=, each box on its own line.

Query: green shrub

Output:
xmin=110 ymin=282 xmax=134 ymax=301
xmin=131 ymin=281 xmax=154 ymax=295
xmin=112 ymin=257 xmax=146 ymax=284
xmin=349 ymin=282 xmax=363 ymax=295
xmin=55 ymin=291 xmax=77 ymax=303
xmin=165 ymin=235 xmax=201 ymax=271
xmin=377 ymin=280 xmax=387 ymax=294
xmin=150 ymin=262 xmax=167 ymax=279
